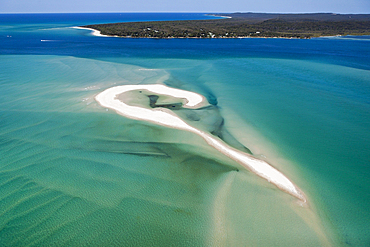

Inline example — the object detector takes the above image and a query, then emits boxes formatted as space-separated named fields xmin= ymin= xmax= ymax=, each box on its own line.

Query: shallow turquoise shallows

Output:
xmin=0 ymin=13 xmax=369 ymax=246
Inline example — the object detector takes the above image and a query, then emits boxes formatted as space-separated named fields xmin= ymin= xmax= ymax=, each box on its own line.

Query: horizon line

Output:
xmin=1 ymin=11 xmax=370 ymax=15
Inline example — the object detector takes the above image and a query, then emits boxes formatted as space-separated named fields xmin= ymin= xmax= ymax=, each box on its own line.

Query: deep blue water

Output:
xmin=0 ymin=13 xmax=370 ymax=246
xmin=0 ymin=12 xmax=220 ymax=25
xmin=1 ymin=14 xmax=369 ymax=71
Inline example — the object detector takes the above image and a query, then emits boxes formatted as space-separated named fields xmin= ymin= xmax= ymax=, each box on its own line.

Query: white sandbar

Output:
xmin=72 ymin=26 xmax=109 ymax=37
xmin=95 ymin=84 xmax=305 ymax=201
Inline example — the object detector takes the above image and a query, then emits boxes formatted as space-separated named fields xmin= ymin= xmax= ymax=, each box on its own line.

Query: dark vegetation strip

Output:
xmin=84 ymin=13 xmax=370 ymax=39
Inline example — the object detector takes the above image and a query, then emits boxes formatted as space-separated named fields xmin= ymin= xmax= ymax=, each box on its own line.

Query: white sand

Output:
xmin=208 ymin=14 xmax=232 ymax=19
xmin=95 ymin=84 xmax=305 ymax=201
xmin=71 ymin=26 xmax=109 ymax=37
xmin=217 ymin=15 xmax=233 ymax=19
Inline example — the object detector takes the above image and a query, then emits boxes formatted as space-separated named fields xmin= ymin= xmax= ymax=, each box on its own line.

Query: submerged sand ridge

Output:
xmin=95 ymin=84 xmax=306 ymax=201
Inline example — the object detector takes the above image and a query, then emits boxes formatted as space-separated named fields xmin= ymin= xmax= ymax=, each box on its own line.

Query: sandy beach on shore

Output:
xmin=72 ymin=26 xmax=111 ymax=37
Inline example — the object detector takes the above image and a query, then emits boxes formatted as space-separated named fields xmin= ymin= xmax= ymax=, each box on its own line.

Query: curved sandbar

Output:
xmin=95 ymin=84 xmax=306 ymax=201
xmin=72 ymin=26 xmax=109 ymax=37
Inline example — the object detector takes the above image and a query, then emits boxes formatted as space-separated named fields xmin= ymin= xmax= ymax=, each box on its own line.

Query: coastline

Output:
xmin=95 ymin=84 xmax=306 ymax=202
xmin=71 ymin=26 xmax=114 ymax=37
xmin=206 ymin=14 xmax=233 ymax=19
xmin=79 ymin=13 xmax=370 ymax=39
xmin=74 ymin=26 xmax=345 ymax=39
xmin=74 ymin=25 xmax=310 ymax=39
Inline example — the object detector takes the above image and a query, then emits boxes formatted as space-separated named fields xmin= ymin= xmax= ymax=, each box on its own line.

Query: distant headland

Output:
xmin=82 ymin=12 xmax=370 ymax=39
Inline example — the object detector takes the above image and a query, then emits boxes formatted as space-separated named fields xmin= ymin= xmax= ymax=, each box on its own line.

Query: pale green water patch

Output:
xmin=0 ymin=55 xmax=236 ymax=246
xmin=0 ymin=54 xmax=338 ymax=246
xmin=0 ymin=111 xmax=237 ymax=246
xmin=197 ymin=57 xmax=370 ymax=245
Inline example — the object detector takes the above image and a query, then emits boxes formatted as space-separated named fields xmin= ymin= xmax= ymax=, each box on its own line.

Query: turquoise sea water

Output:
xmin=0 ymin=14 xmax=369 ymax=246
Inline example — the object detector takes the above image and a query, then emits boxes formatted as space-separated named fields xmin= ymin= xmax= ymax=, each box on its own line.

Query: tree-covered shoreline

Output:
xmin=84 ymin=13 xmax=370 ymax=39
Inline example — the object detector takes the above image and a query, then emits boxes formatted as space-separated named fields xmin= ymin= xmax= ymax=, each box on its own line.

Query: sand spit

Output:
xmin=71 ymin=26 xmax=111 ymax=37
xmin=206 ymin=14 xmax=233 ymax=19
xmin=95 ymin=84 xmax=306 ymax=201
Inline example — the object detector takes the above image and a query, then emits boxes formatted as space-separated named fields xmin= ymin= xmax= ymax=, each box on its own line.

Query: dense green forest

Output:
xmin=84 ymin=13 xmax=370 ymax=39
